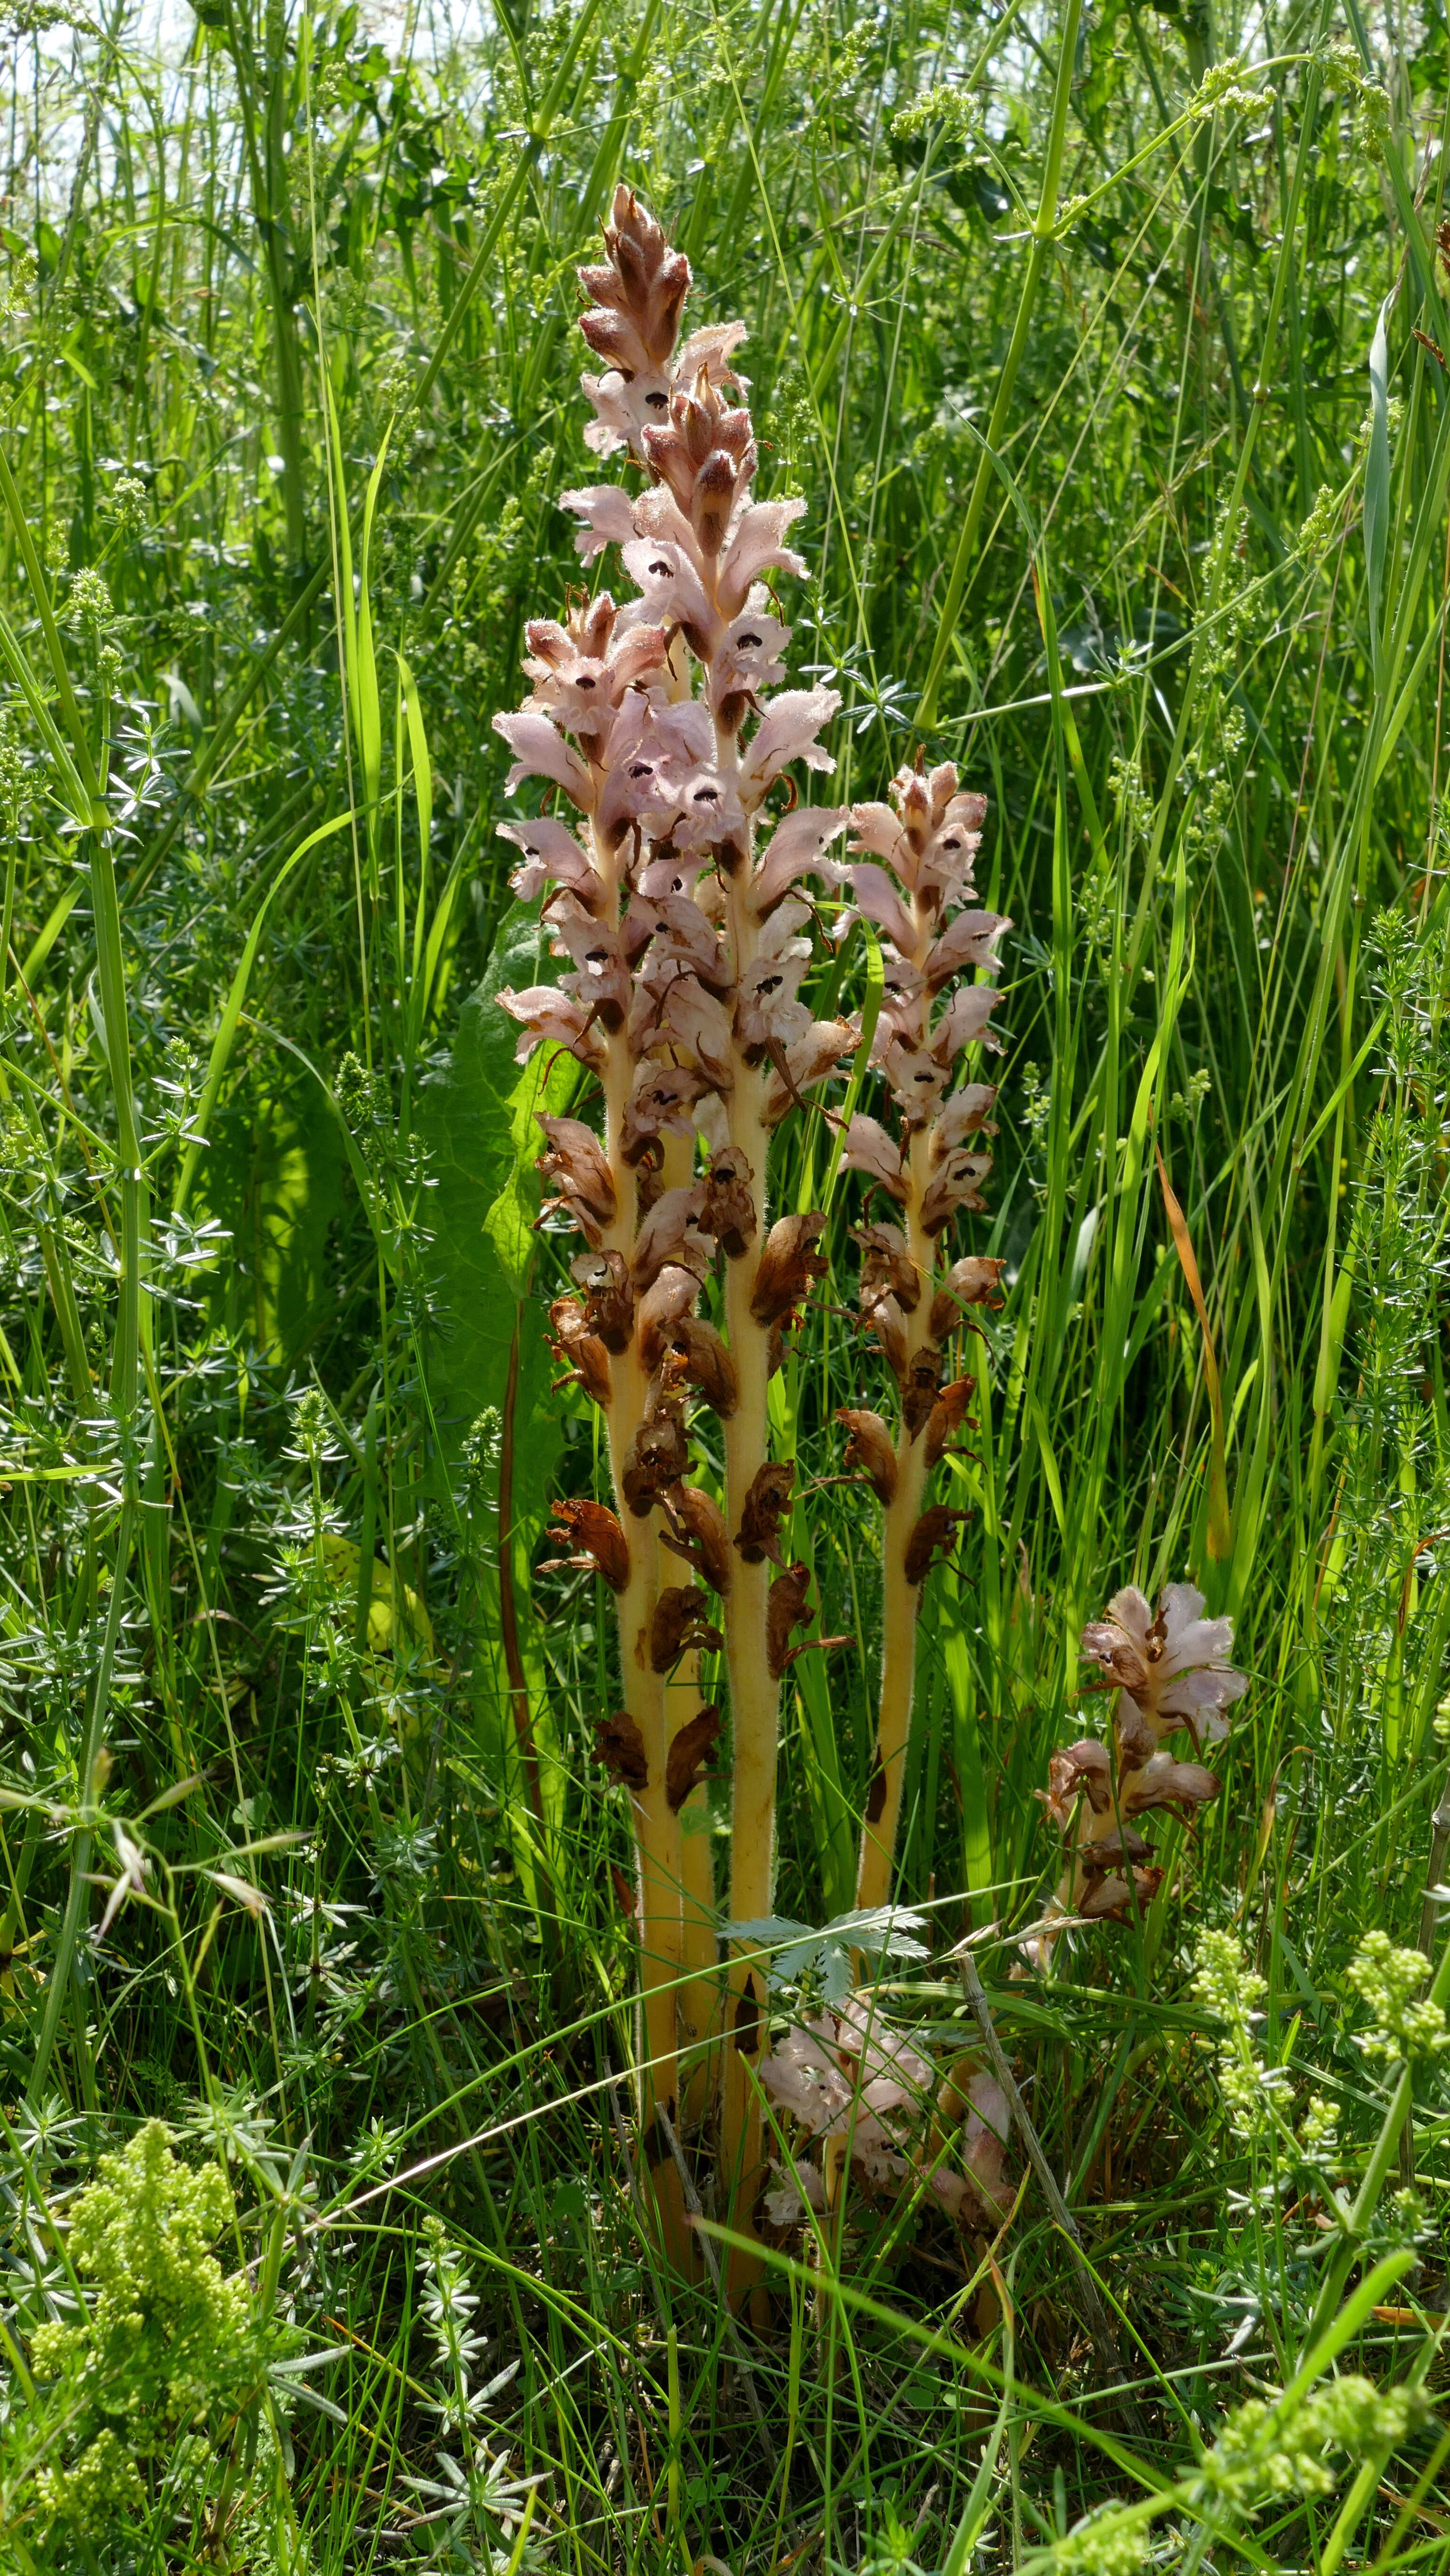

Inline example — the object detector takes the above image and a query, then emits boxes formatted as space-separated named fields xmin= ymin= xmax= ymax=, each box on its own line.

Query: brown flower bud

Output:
xmin=660 ymin=1484 xmax=733 ymax=1594
xmin=854 ymin=1221 xmax=921 ymax=1315
xmin=767 ymin=1560 xmax=815 ymax=1677
xmin=649 ymin=1585 xmax=724 ymax=1673
xmin=750 ymin=1213 xmax=828 ymax=1328
xmin=547 ymin=1299 xmax=612 ymax=1407
xmin=543 ymin=1498 xmax=631 ymax=1593
xmin=902 ymin=1347 xmax=944 ymax=1439
xmin=666 ymin=1703 xmax=721 ymax=1811
xmin=928 ymin=1256 xmax=1005 ymax=1342
xmin=621 ymin=1394 xmax=690 ymax=1518
xmin=536 ymin=1116 xmax=618 ymax=1244
xmin=571 ymin=1249 xmax=635 ymax=1353
xmin=924 ymin=1376 xmax=974 ymax=1466
xmin=903 ymin=1504 xmax=968 ymax=1586
xmin=691 ymin=448 xmax=739 ymax=555
xmin=836 ymin=1407 xmax=898 ymax=1505
xmin=594 ymin=1712 xmax=649 ymax=1788
xmin=695 ymin=1146 xmax=757 ymax=1260
xmin=735 ymin=1460 xmax=795 ymax=1566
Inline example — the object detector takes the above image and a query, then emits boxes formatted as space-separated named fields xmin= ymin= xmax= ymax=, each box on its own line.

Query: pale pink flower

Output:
xmin=842 ymin=1113 xmax=908 ymax=1201
xmin=497 ymin=985 xmax=607 ymax=1074
xmin=620 ymin=534 xmax=714 ymax=641
xmin=710 ymin=607 xmax=789 ymax=719
xmin=925 ymin=908 xmax=1010 ymax=991
xmin=660 ymin=976 xmax=734 ymax=1089
xmin=762 ymin=1021 xmax=856 ymax=1126
xmin=499 ymin=818 xmax=607 ymax=917
xmin=652 ymin=766 xmax=749 ymax=858
xmin=934 ymin=1084 xmax=998 ymax=1151
xmin=919 ymin=1147 xmax=993 ymax=1236
xmin=558 ymin=483 xmax=639 ymax=563
xmin=718 ymin=498 xmax=809 ymax=618
xmin=749 ymin=805 xmax=850 ymax=917
xmin=843 ymin=861 xmax=918 ymax=958
xmin=630 ymin=1184 xmax=715 ymax=1292
xmin=641 ymin=891 xmax=732 ymax=994
xmin=931 ymin=982 xmax=1005 ymax=1059
xmin=740 ymin=686 xmax=840 ymax=796
xmin=548 ymin=913 xmax=634 ymax=1031
xmin=1079 ymin=1583 xmax=1247 ymax=1746
xmin=492 ymin=709 xmax=592 ymax=808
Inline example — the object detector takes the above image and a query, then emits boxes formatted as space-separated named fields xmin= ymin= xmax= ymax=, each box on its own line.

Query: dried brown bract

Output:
xmin=902 ymin=1504 xmax=969 ymax=1586
xmin=548 ymin=1298 xmax=612 ymax=1406
xmin=594 ymin=1712 xmax=650 ymax=1789
xmin=666 ymin=1704 xmax=722 ymax=1812
xmin=571 ymin=1248 xmax=635 ymax=1352
xmin=835 ymin=1408 xmax=898 ymax=1505
xmin=924 ymin=1377 xmax=974 ymax=1467
xmin=543 ymin=1497 xmax=631 ymax=1593
xmin=621 ymin=1393 xmax=690 ymax=1517
xmin=767 ymin=1560 xmax=815 ymax=1677
xmin=749 ymin=1212 xmax=828 ymax=1328
xmin=650 ymin=1584 xmax=725 ymax=1673
xmin=660 ymin=1484 xmax=733 ymax=1594
xmin=734 ymin=1461 xmax=796 ymax=1566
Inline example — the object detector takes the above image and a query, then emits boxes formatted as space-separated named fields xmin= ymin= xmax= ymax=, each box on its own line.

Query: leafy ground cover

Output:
xmin=0 ymin=0 xmax=1449 ymax=2568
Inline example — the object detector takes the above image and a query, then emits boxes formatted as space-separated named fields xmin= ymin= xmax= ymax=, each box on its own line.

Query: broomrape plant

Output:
xmin=500 ymin=183 xmax=1257 ymax=2290
xmin=495 ymin=186 xmax=1014 ymax=2284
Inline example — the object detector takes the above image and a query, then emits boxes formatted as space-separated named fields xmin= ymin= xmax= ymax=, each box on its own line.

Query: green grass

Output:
xmin=1 ymin=0 xmax=1450 ymax=2566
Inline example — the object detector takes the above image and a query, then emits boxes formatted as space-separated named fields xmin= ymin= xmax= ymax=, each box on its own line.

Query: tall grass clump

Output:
xmin=0 ymin=0 xmax=1448 ymax=2567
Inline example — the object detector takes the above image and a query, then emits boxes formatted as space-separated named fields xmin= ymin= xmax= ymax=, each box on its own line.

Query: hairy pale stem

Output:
xmin=719 ymin=1069 xmax=776 ymax=2304
xmin=596 ymin=848 xmax=691 ymax=2260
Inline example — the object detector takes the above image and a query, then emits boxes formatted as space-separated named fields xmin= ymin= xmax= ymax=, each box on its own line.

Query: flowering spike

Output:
xmin=1029 ymin=1585 xmax=1244 ymax=1963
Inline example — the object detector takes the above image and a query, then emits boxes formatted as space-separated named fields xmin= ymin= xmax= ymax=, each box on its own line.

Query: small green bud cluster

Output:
xmin=1107 ymin=751 xmax=1154 ymax=851
xmin=1323 ymin=40 xmax=1393 ymax=155
xmin=890 ymin=82 xmax=982 ymax=144
xmin=1200 ymin=2374 xmax=1422 ymax=2507
xmin=1188 ymin=56 xmax=1261 ymax=118
xmin=0 ymin=237 xmax=36 ymax=322
xmin=1051 ymin=2506 xmax=1147 ymax=2574
xmin=64 ymin=566 xmax=114 ymax=636
xmin=1296 ymin=482 xmax=1344 ymax=564
xmin=288 ymin=1384 xmax=332 ymax=1466
xmin=23 ymin=2123 xmax=274 ymax=2554
xmin=1346 ymin=1926 xmax=1449 ymax=2062
xmin=1169 ymin=1069 xmax=1213 ymax=1120
xmin=107 ymin=472 xmax=149 ymax=538
xmin=1192 ymin=1928 xmax=1286 ymax=2144
xmin=462 ymin=1405 xmax=503 ymax=1514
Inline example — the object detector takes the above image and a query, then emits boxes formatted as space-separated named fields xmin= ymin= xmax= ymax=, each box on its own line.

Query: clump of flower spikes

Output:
xmin=490 ymin=185 xmax=1010 ymax=2278
xmin=1032 ymin=1582 xmax=1247 ymax=1956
